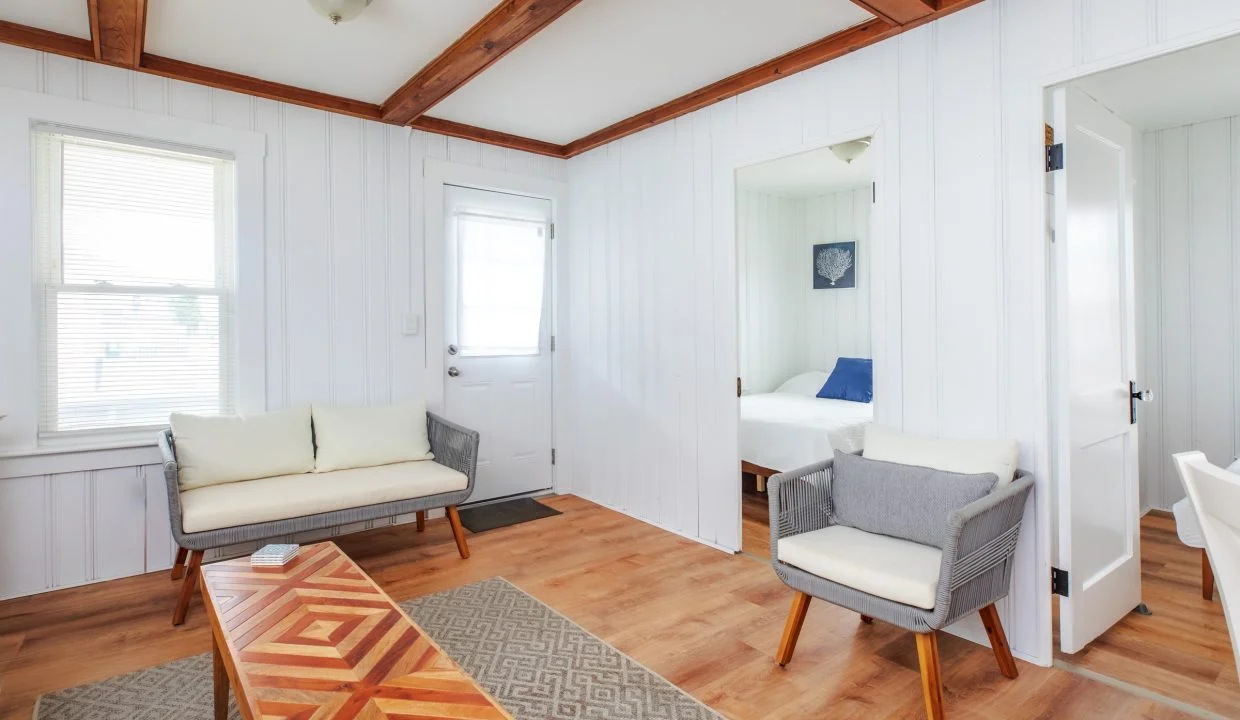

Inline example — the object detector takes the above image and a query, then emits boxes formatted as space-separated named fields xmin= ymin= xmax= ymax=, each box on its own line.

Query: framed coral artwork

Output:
xmin=813 ymin=241 xmax=856 ymax=289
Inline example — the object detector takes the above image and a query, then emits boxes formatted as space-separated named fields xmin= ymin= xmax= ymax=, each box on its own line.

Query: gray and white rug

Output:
xmin=36 ymin=576 xmax=724 ymax=720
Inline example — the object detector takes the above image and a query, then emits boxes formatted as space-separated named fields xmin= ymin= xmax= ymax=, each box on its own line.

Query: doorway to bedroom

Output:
xmin=735 ymin=141 xmax=876 ymax=558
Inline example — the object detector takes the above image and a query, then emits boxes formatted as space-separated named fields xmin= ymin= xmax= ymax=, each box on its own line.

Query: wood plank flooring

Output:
xmin=1057 ymin=511 xmax=1239 ymax=718
xmin=741 ymin=475 xmax=771 ymax=559
xmin=0 ymin=495 xmax=1201 ymax=720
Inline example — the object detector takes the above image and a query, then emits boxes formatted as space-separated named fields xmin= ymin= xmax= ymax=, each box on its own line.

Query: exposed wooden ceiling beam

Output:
xmin=563 ymin=0 xmax=985 ymax=157
xmin=0 ymin=20 xmax=94 ymax=61
xmin=88 ymin=0 xmax=148 ymax=67
xmin=381 ymin=0 xmax=582 ymax=126
xmin=850 ymin=0 xmax=935 ymax=26
xmin=411 ymin=116 xmax=567 ymax=157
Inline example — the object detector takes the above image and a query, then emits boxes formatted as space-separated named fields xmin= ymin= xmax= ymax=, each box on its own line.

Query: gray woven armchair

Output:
xmin=768 ymin=456 xmax=1034 ymax=720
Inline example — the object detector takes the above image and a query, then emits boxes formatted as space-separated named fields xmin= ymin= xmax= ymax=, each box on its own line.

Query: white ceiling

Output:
xmin=1074 ymin=32 xmax=1240 ymax=131
xmin=145 ymin=0 xmax=499 ymax=104
xmin=737 ymin=144 xmax=873 ymax=198
xmin=0 ymin=0 xmax=90 ymax=39
xmin=431 ymin=0 xmax=874 ymax=144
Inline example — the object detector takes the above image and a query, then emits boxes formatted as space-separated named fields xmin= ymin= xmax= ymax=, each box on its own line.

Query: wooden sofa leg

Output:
xmin=776 ymin=591 xmax=811 ymax=667
xmin=172 ymin=550 xmax=204 ymax=626
xmin=979 ymin=604 xmax=1019 ymax=679
xmin=446 ymin=506 xmax=470 ymax=559
xmin=416 ymin=510 xmax=426 ymax=532
xmin=1203 ymin=548 xmax=1215 ymax=601
xmin=915 ymin=632 xmax=946 ymax=720
xmin=171 ymin=546 xmax=188 ymax=580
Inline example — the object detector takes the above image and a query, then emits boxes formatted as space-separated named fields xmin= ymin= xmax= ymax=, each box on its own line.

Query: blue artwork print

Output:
xmin=813 ymin=241 xmax=856 ymax=289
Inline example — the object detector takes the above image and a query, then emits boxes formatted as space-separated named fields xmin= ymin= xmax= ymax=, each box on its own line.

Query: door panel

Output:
xmin=444 ymin=185 xmax=553 ymax=504
xmin=1053 ymin=86 xmax=1141 ymax=654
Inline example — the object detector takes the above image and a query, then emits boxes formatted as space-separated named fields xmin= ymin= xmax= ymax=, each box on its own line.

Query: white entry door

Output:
xmin=444 ymin=185 xmax=554 ymax=504
xmin=1052 ymin=85 xmax=1143 ymax=654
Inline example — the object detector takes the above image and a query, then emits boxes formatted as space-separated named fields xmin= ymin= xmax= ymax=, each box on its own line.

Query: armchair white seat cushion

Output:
xmin=180 ymin=460 xmax=467 ymax=533
xmin=863 ymin=424 xmax=1020 ymax=485
xmin=777 ymin=525 xmax=943 ymax=610
xmin=169 ymin=406 xmax=315 ymax=490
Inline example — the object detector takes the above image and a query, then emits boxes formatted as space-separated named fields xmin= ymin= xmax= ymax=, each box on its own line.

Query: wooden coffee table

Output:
xmin=199 ymin=541 xmax=512 ymax=720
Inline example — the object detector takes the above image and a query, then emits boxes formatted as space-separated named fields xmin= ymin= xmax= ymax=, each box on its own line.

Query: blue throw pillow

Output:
xmin=817 ymin=357 xmax=873 ymax=403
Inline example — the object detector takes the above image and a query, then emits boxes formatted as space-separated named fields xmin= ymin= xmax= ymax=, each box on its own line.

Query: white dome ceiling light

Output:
xmin=829 ymin=137 xmax=872 ymax=165
xmin=307 ymin=0 xmax=373 ymax=25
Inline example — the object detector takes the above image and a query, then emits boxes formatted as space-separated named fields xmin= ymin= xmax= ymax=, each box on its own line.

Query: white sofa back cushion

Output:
xmin=170 ymin=407 xmax=315 ymax=490
xmin=313 ymin=402 xmax=434 ymax=472
xmin=862 ymin=424 xmax=1020 ymax=486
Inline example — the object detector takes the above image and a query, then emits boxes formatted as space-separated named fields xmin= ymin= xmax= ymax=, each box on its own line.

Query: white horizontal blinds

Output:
xmin=455 ymin=212 xmax=547 ymax=356
xmin=34 ymin=128 xmax=237 ymax=436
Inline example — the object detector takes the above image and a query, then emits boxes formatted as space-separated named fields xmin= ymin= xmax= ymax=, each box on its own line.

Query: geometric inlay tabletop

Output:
xmin=200 ymin=541 xmax=512 ymax=720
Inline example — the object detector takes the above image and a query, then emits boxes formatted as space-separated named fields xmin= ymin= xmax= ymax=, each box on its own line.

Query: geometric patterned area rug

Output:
xmin=36 ymin=577 xmax=724 ymax=720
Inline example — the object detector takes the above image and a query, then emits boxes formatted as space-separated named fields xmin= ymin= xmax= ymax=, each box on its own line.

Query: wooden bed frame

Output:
xmin=741 ymin=460 xmax=780 ymax=493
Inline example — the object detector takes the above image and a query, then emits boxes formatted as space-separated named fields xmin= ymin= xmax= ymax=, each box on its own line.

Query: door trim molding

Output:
xmin=422 ymin=159 xmax=570 ymax=494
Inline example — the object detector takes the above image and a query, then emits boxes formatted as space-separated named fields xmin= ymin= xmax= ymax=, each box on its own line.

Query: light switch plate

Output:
xmin=403 ymin=313 xmax=421 ymax=336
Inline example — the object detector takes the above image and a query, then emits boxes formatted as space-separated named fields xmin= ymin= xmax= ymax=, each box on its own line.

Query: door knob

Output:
xmin=1129 ymin=381 xmax=1152 ymax=425
xmin=448 ymin=344 xmax=459 ymax=356
xmin=447 ymin=366 xmax=460 ymax=378
xmin=1131 ymin=388 xmax=1153 ymax=403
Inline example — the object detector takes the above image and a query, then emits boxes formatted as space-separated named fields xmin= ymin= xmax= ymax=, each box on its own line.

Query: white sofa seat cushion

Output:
xmin=180 ymin=460 xmax=466 ymax=533
xmin=863 ymin=424 xmax=1020 ymax=486
xmin=170 ymin=407 xmax=315 ymax=490
xmin=777 ymin=525 xmax=943 ymax=610
xmin=313 ymin=402 xmax=434 ymax=472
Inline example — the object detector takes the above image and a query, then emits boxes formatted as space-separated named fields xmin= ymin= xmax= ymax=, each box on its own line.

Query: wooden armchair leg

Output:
xmin=775 ymin=591 xmax=811 ymax=667
xmin=446 ymin=506 xmax=470 ymax=559
xmin=171 ymin=546 xmax=188 ymax=580
xmin=1203 ymin=548 xmax=1215 ymax=601
xmin=172 ymin=550 xmax=204 ymax=626
xmin=860 ymin=614 xmax=874 ymax=624
xmin=978 ymin=604 xmax=1019 ymax=679
xmin=915 ymin=631 xmax=946 ymax=720
xmin=416 ymin=510 xmax=426 ymax=532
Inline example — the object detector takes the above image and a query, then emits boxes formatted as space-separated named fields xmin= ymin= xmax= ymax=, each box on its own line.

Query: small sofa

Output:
xmin=158 ymin=403 xmax=479 ymax=625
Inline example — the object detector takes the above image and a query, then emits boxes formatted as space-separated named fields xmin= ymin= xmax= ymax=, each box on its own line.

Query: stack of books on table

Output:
xmin=251 ymin=544 xmax=299 ymax=567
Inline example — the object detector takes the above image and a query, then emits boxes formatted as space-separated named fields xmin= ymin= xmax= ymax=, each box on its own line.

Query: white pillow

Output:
xmin=171 ymin=407 xmax=315 ymax=491
xmin=312 ymin=402 xmax=434 ymax=472
xmin=862 ymin=424 xmax=1020 ymax=486
xmin=776 ymin=371 xmax=831 ymax=397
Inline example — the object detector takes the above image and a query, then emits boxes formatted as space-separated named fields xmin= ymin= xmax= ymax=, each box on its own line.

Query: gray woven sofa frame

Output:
xmin=768 ymin=456 xmax=1034 ymax=720
xmin=159 ymin=411 xmax=479 ymax=625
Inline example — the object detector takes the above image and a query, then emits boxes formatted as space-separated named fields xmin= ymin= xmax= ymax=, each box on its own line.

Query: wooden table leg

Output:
xmin=212 ymin=632 xmax=228 ymax=720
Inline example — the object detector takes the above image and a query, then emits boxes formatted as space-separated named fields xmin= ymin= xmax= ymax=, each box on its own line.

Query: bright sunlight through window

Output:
xmin=456 ymin=213 xmax=547 ymax=356
xmin=35 ymin=128 xmax=237 ymax=438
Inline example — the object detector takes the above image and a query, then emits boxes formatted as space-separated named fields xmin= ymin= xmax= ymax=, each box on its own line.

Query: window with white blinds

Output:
xmin=34 ymin=127 xmax=237 ymax=438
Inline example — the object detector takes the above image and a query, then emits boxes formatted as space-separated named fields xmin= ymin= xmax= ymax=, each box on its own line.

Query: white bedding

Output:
xmin=740 ymin=393 xmax=873 ymax=473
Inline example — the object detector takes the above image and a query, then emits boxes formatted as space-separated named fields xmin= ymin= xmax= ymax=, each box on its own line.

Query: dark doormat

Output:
xmin=458 ymin=497 xmax=562 ymax=533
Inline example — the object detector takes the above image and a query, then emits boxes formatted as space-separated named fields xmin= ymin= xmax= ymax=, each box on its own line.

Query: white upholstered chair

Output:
xmin=1172 ymin=452 xmax=1240 ymax=671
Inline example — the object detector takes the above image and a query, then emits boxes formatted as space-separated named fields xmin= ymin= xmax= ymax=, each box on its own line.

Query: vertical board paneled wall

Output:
xmin=561 ymin=0 xmax=1240 ymax=665
xmin=1138 ymin=117 xmax=1240 ymax=510
xmin=0 ymin=45 xmax=565 ymax=601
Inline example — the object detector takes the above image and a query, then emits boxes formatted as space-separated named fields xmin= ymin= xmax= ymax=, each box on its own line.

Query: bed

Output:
xmin=740 ymin=370 xmax=873 ymax=490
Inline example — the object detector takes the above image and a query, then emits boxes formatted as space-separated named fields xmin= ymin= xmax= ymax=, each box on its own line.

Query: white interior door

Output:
xmin=444 ymin=185 xmax=553 ymax=504
xmin=1052 ymin=85 xmax=1142 ymax=654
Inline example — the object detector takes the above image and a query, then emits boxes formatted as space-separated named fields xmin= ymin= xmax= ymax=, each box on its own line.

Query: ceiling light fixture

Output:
xmin=307 ymin=0 xmax=373 ymax=25
xmin=829 ymin=137 xmax=872 ymax=165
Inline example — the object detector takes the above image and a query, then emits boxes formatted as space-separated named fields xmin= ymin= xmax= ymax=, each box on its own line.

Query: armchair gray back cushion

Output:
xmin=831 ymin=451 xmax=998 ymax=548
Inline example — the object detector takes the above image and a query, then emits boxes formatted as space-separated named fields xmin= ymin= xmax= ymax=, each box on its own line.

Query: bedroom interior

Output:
xmin=2 ymin=1 xmax=1240 ymax=719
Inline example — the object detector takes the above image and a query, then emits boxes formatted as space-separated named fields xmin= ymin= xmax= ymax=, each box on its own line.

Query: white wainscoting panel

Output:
xmin=1137 ymin=117 xmax=1240 ymax=510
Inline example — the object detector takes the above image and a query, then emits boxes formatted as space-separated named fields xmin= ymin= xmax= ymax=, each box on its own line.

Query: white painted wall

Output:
xmin=0 ymin=44 xmax=566 ymax=601
xmin=559 ymin=0 xmax=1240 ymax=666
xmin=738 ymin=186 xmax=871 ymax=394
xmin=1137 ymin=116 xmax=1240 ymax=510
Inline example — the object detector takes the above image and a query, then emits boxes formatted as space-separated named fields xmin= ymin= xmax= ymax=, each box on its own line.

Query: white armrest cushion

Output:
xmin=170 ymin=407 xmax=314 ymax=490
xmin=862 ymin=424 xmax=1020 ymax=486
xmin=312 ymin=402 xmax=434 ymax=472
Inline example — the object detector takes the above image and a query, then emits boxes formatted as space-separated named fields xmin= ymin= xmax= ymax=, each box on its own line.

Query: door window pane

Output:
xmin=456 ymin=214 xmax=546 ymax=356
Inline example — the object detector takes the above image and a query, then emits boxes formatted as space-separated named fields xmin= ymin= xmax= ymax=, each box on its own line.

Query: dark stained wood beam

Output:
xmin=411 ymin=116 xmax=567 ymax=158
xmin=563 ymin=0 xmax=985 ymax=157
xmin=0 ymin=20 xmax=94 ymax=61
xmin=382 ymin=0 xmax=582 ymax=125
xmin=851 ymin=0 xmax=935 ymax=26
xmin=88 ymin=0 xmax=148 ymax=67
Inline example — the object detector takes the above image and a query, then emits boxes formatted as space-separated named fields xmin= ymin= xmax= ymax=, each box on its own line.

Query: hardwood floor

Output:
xmin=1057 ymin=511 xmax=1239 ymax=718
xmin=741 ymin=474 xmax=771 ymax=559
xmin=0 ymin=495 xmax=1199 ymax=719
